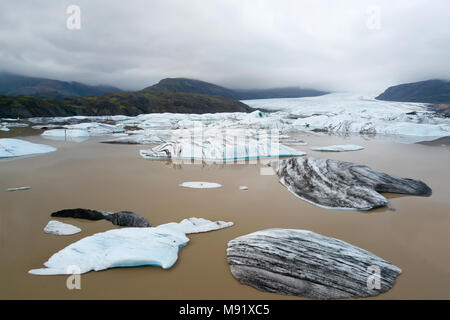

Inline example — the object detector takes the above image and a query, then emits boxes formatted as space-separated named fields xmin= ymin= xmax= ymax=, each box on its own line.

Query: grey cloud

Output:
xmin=0 ymin=0 xmax=449 ymax=93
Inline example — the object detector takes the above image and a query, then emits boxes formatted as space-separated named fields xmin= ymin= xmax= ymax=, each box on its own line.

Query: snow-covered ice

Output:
xmin=243 ymin=93 xmax=450 ymax=143
xmin=29 ymin=217 xmax=233 ymax=275
xmin=239 ymin=186 xmax=249 ymax=190
xmin=311 ymin=144 xmax=364 ymax=152
xmin=179 ymin=182 xmax=222 ymax=189
xmin=0 ymin=138 xmax=56 ymax=158
xmin=44 ymin=220 xmax=81 ymax=236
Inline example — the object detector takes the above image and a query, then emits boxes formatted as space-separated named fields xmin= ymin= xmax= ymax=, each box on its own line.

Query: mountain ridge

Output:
xmin=0 ymin=72 xmax=123 ymax=98
xmin=376 ymin=79 xmax=450 ymax=104
xmin=147 ymin=78 xmax=329 ymax=100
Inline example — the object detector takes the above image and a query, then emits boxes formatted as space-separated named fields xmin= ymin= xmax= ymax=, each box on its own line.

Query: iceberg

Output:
xmin=311 ymin=144 xmax=364 ymax=152
xmin=41 ymin=129 xmax=91 ymax=142
xmin=7 ymin=186 xmax=31 ymax=192
xmin=179 ymin=182 xmax=222 ymax=189
xmin=227 ymin=229 xmax=402 ymax=299
xmin=51 ymin=208 xmax=151 ymax=227
xmin=139 ymin=129 xmax=305 ymax=162
xmin=29 ymin=217 xmax=233 ymax=275
xmin=41 ymin=129 xmax=90 ymax=137
xmin=0 ymin=138 xmax=56 ymax=158
xmin=272 ymin=157 xmax=432 ymax=210
xmin=44 ymin=220 xmax=81 ymax=236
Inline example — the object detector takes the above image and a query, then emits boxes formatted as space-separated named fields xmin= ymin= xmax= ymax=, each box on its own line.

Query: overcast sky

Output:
xmin=0 ymin=0 xmax=449 ymax=93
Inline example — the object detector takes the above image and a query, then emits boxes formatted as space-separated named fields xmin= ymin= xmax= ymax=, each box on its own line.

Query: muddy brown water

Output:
xmin=0 ymin=132 xmax=449 ymax=299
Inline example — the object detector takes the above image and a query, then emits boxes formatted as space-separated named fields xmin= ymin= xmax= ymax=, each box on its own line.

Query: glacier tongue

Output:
xmin=29 ymin=217 xmax=233 ymax=275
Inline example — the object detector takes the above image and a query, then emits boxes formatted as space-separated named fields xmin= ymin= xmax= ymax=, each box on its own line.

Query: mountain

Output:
xmin=0 ymin=89 xmax=253 ymax=118
xmin=376 ymin=79 xmax=450 ymax=104
xmin=149 ymin=78 xmax=238 ymax=98
xmin=147 ymin=78 xmax=329 ymax=100
xmin=0 ymin=72 xmax=123 ymax=98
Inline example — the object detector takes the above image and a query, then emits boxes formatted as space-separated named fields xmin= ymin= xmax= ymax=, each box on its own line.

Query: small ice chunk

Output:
xmin=7 ymin=186 xmax=31 ymax=192
xmin=179 ymin=182 xmax=222 ymax=189
xmin=44 ymin=220 xmax=82 ymax=236
xmin=311 ymin=144 xmax=364 ymax=152
xmin=239 ymin=186 xmax=249 ymax=190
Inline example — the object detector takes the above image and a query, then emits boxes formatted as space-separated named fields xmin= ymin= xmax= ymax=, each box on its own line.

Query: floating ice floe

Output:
xmin=0 ymin=138 xmax=56 ymax=159
xmin=44 ymin=220 xmax=81 ymax=236
xmin=310 ymin=144 xmax=364 ymax=152
xmin=7 ymin=186 xmax=31 ymax=192
xmin=29 ymin=217 xmax=233 ymax=275
xmin=41 ymin=129 xmax=91 ymax=142
xmin=227 ymin=229 xmax=402 ymax=299
xmin=239 ymin=186 xmax=249 ymax=190
xmin=179 ymin=182 xmax=222 ymax=189
xmin=272 ymin=157 xmax=431 ymax=210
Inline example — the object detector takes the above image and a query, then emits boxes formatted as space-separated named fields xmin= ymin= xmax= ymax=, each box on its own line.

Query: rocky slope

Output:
xmin=0 ymin=72 xmax=122 ymax=98
xmin=376 ymin=79 xmax=450 ymax=104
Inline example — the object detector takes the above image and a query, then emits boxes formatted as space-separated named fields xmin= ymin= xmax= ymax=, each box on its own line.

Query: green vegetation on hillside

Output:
xmin=0 ymin=89 xmax=254 ymax=118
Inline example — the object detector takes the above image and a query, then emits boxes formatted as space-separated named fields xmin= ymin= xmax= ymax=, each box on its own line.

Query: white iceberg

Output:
xmin=179 ymin=182 xmax=222 ymax=189
xmin=44 ymin=220 xmax=82 ymax=236
xmin=42 ymin=129 xmax=90 ymax=137
xmin=29 ymin=217 xmax=233 ymax=275
xmin=0 ymin=138 xmax=56 ymax=158
xmin=139 ymin=129 xmax=305 ymax=162
xmin=311 ymin=144 xmax=364 ymax=152
xmin=41 ymin=129 xmax=91 ymax=142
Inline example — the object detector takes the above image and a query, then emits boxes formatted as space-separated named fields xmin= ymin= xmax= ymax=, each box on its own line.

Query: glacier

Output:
xmin=0 ymin=138 xmax=56 ymax=158
xmin=29 ymin=217 xmax=233 ymax=275
xmin=4 ymin=93 xmax=449 ymax=153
